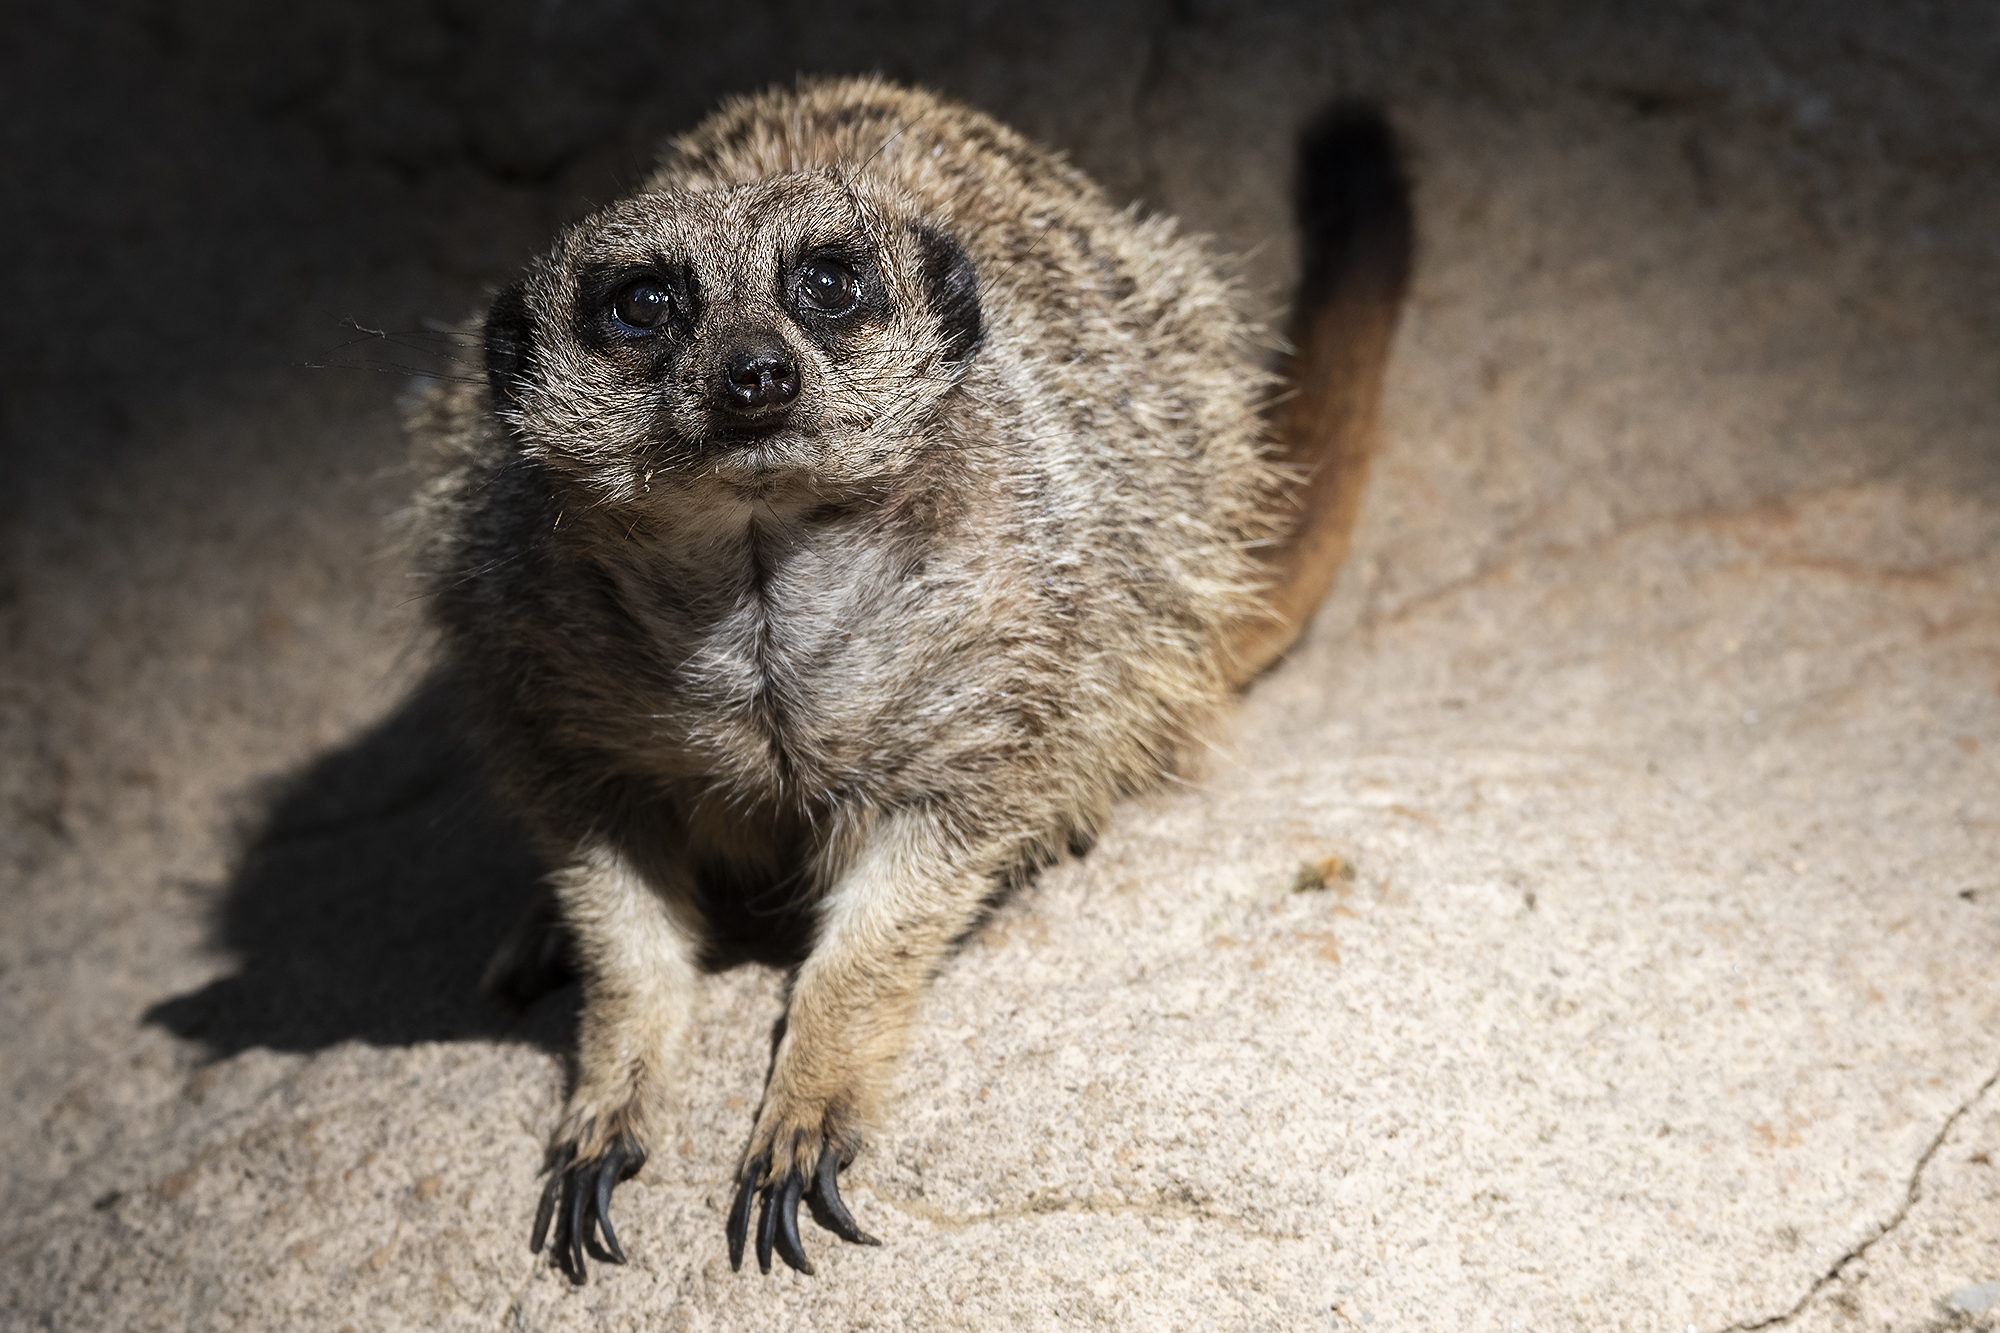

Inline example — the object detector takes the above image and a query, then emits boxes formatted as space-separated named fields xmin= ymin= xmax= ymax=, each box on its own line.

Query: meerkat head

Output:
xmin=482 ymin=170 xmax=981 ymax=504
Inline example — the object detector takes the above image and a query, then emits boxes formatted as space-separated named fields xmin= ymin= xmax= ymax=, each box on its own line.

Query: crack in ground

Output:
xmin=1718 ymin=1059 xmax=2000 ymax=1332
xmin=493 ymin=1257 xmax=542 ymax=1332
xmin=1356 ymin=479 xmax=1993 ymax=637
xmin=877 ymin=1187 xmax=1303 ymax=1244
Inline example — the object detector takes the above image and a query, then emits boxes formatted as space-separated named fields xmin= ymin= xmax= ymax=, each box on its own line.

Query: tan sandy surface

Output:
xmin=3 ymin=3 xmax=1996 ymax=1330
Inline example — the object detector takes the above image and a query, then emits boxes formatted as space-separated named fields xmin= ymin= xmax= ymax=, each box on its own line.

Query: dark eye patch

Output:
xmin=574 ymin=261 xmax=700 ymax=361
xmin=784 ymin=243 xmax=887 ymax=352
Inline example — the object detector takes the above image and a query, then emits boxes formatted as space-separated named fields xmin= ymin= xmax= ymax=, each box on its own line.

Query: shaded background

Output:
xmin=3 ymin=3 xmax=1998 ymax=1330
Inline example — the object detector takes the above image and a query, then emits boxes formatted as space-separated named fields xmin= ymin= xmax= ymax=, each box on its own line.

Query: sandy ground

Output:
xmin=3 ymin=3 xmax=1997 ymax=1330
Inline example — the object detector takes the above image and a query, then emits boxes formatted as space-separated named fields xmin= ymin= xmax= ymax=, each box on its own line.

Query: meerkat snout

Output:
xmin=721 ymin=341 xmax=800 ymax=414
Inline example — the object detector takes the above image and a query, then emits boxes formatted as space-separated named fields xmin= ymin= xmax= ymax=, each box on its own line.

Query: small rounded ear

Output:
xmin=484 ymin=280 xmax=537 ymax=410
xmin=911 ymin=226 xmax=982 ymax=362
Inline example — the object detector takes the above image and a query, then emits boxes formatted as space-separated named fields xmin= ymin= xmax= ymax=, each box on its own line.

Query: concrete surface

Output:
xmin=3 ymin=3 xmax=1996 ymax=1330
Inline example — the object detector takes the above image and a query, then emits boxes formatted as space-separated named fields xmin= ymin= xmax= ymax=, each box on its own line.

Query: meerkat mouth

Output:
xmin=645 ymin=415 xmax=803 ymax=471
xmin=695 ymin=429 xmax=824 ymax=489
xmin=702 ymin=418 xmax=796 ymax=449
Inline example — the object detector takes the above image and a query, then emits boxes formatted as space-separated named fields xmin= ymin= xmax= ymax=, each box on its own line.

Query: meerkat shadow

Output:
xmin=145 ymin=675 xmax=575 ymax=1057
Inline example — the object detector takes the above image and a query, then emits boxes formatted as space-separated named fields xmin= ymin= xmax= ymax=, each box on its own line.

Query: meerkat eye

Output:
xmin=612 ymin=278 xmax=671 ymax=331
xmin=796 ymin=256 xmax=859 ymax=315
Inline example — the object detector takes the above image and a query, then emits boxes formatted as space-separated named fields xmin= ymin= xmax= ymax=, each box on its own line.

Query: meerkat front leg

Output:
xmin=728 ymin=807 xmax=1011 ymax=1275
xmin=530 ymin=841 xmax=701 ymax=1284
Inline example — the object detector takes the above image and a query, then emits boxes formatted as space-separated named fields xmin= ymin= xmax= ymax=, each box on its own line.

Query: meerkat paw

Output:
xmin=727 ymin=1121 xmax=880 ymax=1276
xmin=531 ymin=1120 xmax=647 ymax=1284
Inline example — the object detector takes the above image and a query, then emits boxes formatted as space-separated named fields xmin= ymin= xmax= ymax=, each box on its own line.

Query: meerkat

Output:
xmin=409 ymin=77 xmax=1411 ymax=1281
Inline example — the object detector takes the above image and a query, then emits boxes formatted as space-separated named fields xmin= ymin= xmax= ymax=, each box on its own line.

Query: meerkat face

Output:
xmin=483 ymin=171 xmax=981 ymax=503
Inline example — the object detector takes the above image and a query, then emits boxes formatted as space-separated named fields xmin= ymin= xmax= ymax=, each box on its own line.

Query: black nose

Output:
xmin=723 ymin=347 xmax=800 ymax=413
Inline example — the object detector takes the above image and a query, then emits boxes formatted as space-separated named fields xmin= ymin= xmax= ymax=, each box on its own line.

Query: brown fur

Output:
xmin=408 ymin=77 xmax=1408 ymax=1278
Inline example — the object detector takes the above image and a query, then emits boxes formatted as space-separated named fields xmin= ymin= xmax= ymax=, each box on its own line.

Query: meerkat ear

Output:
xmin=911 ymin=226 xmax=982 ymax=361
xmin=484 ymin=279 xmax=537 ymax=411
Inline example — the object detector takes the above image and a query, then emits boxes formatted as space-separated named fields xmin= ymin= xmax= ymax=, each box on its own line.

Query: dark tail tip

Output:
xmin=1294 ymin=102 xmax=1414 ymax=313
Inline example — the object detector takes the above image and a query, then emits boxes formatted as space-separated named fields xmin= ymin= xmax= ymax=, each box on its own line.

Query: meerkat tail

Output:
xmin=1228 ymin=104 xmax=1414 ymax=686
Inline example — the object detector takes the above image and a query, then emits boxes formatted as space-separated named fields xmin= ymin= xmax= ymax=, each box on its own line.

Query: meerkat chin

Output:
xmin=407 ymin=76 xmax=1411 ymax=1282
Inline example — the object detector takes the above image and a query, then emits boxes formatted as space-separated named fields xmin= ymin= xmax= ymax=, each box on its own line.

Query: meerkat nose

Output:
xmin=723 ymin=346 xmax=801 ymax=413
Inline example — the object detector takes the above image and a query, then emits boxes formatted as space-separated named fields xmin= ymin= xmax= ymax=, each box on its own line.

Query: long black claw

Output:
xmin=755 ymin=1171 xmax=779 ymax=1275
xmin=727 ymin=1152 xmax=765 ymax=1272
xmin=530 ymin=1149 xmax=566 ymax=1255
xmin=773 ymin=1171 xmax=814 ymax=1275
xmin=595 ymin=1151 xmax=627 ymax=1265
xmin=806 ymin=1143 xmax=880 ymax=1246
xmin=566 ymin=1165 xmax=589 ymax=1284
xmin=533 ymin=1136 xmax=649 ymax=1283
